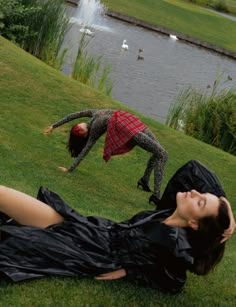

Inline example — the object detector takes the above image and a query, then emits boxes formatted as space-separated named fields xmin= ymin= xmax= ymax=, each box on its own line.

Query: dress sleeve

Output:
xmin=125 ymin=261 xmax=186 ymax=293
xmin=52 ymin=110 xmax=95 ymax=129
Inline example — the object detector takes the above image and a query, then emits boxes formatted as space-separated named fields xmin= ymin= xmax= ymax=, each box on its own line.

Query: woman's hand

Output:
xmin=44 ymin=126 xmax=54 ymax=134
xmin=58 ymin=166 xmax=68 ymax=172
xmin=95 ymin=269 xmax=127 ymax=280
xmin=221 ymin=197 xmax=235 ymax=243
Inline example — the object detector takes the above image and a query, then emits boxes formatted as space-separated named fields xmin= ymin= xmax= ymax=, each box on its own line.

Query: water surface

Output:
xmin=64 ymin=6 xmax=236 ymax=123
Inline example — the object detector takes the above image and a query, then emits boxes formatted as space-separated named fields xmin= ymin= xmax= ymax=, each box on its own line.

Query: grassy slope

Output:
xmin=102 ymin=0 xmax=236 ymax=52
xmin=0 ymin=36 xmax=235 ymax=306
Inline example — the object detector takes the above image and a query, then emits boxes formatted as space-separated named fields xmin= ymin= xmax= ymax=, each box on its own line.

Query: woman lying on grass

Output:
xmin=44 ymin=109 xmax=168 ymax=205
xmin=0 ymin=161 xmax=234 ymax=293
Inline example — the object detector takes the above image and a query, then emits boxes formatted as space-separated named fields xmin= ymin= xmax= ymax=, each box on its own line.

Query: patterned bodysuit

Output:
xmin=52 ymin=109 xmax=168 ymax=199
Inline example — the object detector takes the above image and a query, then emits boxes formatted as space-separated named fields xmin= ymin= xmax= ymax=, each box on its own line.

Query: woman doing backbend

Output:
xmin=0 ymin=161 xmax=234 ymax=293
xmin=44 ymin=109 xmax=168 ymax=204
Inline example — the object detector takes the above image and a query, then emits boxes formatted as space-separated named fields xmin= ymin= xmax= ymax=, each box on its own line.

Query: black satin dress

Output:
xmin=0 ymin=187 xmax=192 ymax=293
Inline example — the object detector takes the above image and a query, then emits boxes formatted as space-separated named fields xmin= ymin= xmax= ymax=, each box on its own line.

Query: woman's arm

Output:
xmin=96 ymin=263 xmax=186 ymax=293
xmin=60 ymin=117 xmax=107 ymax=172
xmin=67 ymin=133 xmax=100 ymax=172
xmin=95 ymin=269 xmax=126 ymax=280
xmin=221 ymin=197 xmax=235 ymax=243
xmin=44 ymin=110 xmax=95 ymax=133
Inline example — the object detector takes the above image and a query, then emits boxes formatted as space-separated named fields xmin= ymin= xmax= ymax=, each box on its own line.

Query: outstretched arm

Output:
xmin=44 ymin=110 xmax=95 ymax=134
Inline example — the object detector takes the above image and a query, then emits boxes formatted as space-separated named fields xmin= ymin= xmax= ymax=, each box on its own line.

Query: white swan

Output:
xmin=170 ymin=34 xmax=178 ymax=40
xmin=80 ymin=28 xmax=94 ymax=36
xmin=177 ymin=119 xmax=185 ymax=132
xmin=122 ymin=39 xmax=128 ymax=50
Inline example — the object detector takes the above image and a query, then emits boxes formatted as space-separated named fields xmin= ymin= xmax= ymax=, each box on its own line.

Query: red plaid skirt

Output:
xmin=103 ymin=110 xmax=147 ymax=162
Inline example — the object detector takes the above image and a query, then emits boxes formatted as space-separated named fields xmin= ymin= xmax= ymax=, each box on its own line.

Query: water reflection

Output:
xmin=64 ymin=6 xmax=236 ymax=123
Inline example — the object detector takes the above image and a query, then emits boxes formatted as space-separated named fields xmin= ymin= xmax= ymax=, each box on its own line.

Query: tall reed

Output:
xmin=72 ymin=33 xmax=113 ymax=96
xmin=166 ymin=77 xmax=236 ymax=155
xmin=22 ymin=0 xmax=70 ymax=69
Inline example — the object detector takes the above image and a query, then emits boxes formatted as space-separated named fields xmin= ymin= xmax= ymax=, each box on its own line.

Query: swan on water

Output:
xmin=80 ymin=28 xmax=94 ymax=36
xmin=177 ymin=119 xmax=185 ymax=132
xmin=170 ymin=34 xmax=178 ymax=40
xmin=122 ymin=40 xmax=128 ymax=50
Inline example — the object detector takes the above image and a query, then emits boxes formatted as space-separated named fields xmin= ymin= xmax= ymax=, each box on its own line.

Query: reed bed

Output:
xmin=72 ymin=33 xmax=113 ymax=96
xmin=22 ymin=0 xmax=70 ymax=69
xmin=166 ymin=77 xmax=236 ymax=155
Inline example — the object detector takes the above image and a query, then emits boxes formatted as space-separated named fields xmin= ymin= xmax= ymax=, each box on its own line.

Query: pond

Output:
xmin=63 ymin=2 xmax=236 ymax=123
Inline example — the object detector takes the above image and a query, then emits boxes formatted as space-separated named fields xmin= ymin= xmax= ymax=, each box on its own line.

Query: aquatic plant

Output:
xmin=72 ymin=33 xmax=113 ymax=96
xmin=166 ymin=75 xmax=236 ymax=155
xmin=22 ymin=0 xmax=70 ymax=69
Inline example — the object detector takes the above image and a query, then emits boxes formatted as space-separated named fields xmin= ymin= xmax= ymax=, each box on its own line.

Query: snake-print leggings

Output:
xmin=130 ymin=128 xmax=168 ymax=198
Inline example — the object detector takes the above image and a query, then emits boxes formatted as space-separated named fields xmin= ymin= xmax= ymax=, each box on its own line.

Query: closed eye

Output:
xmin=198 ymin=198 xmax=206 ymax=208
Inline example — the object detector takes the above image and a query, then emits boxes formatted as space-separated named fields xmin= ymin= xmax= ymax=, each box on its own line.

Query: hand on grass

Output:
xmin=44 ymin=126 xmax=54 ymax=134
xmin=95 ymin=269 xmax=126 ymax=280
xmin=58 ymin=166 xmax=68 ymax=172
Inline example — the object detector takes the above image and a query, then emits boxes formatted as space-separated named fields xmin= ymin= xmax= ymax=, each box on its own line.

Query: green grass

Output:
xmin=102 ymin=0 xmax=236 ymax=52
xmin=0 ymin=35 xmax=235 ymax=306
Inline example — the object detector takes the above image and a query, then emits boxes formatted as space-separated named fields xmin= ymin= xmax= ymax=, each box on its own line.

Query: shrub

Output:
xmin=0 ymin=0 xmax=39 ymax=43
xmin=212 ymin=0 xmax=229 ymax=13
xmin=0 ymin=0 xmax=70 ymax=70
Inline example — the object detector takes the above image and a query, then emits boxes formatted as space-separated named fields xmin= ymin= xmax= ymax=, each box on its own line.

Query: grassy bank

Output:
xmin=102 ymin=0 xmax=236 ymax=53
xmin=188 ymin=0 xmax=236 ymax=15
xmin=0 ymin=35 xmax=235 ymax=306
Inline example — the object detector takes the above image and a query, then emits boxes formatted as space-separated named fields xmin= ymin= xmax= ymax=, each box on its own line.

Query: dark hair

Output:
xmin=187 ymin=198 xmax=230 ymax=275
xmin=67 ymin=125 xmax=89 ymax=157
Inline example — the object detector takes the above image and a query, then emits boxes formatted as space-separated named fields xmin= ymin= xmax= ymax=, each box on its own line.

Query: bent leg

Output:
xmin=0 ymin=186 xmax=64 ymax=228
xmin=132 ymin=130 xmax=168 ymax=197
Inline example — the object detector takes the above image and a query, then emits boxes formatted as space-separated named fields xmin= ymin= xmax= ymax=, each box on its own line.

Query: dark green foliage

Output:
xmin=0 ymin=0 xmax=40 ymax=43
xmin=213 ymin=0 xmax=229 ymax=12
xmin=0 ymin=0 xmax=70 ymax=69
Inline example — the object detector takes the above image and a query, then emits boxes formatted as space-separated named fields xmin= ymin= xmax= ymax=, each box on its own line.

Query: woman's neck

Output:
xmin=162 ymin=210 xmax=188 ymax=228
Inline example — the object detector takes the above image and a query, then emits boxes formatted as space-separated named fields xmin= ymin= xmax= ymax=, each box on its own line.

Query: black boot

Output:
xmin=149 ymin=194 xmax=161 ymax=206
xmin=137 ymin=178 xmax=151 ymax=192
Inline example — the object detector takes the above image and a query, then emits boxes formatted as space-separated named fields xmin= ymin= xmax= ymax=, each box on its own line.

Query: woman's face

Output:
xmin=73 ymin=123 xmax=88 ymax=137
xmin=176 ymin=190 xmax=220 ymax=223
